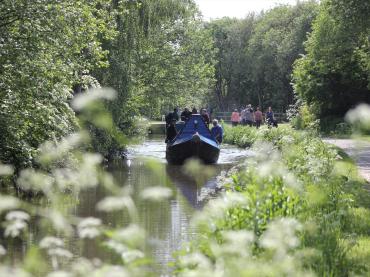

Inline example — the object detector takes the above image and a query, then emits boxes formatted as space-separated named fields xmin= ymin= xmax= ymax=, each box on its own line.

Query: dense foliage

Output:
xmin=96 ymin=0 xmax=215 ymax=124
xmin=1 ymin=0 xmax=370 ymax=275
xmin=174 ymin=124 xmax=370 ymax=276
xmin=0 ymin=0 xmax=215 ymax=167
xmin=206 ymin=1 xmax=319 ymax=112
xmin=293 ymin=0 xmax=370 ymax=119
xmin=0 ymin=0 xmax=112 ymax=169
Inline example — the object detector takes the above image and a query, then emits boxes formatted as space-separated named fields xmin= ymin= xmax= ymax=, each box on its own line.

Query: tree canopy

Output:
xmin=292 ymin=0 xmax=370 ymax=118
xmin=206 ymin=1 xmax=319 ymax=112
xmin=1 ymin=0 xmax=369 ymax=167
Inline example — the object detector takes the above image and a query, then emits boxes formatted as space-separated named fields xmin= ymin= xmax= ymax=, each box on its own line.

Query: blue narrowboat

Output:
xmin=166 ymin=114 xmax=220 ymax=164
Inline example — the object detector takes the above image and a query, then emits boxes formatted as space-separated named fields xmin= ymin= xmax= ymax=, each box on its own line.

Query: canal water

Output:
xmin=110 ymin=136 xmax=251 ymax=274
xmin=8 ymin=136 xmax=251 ymax=275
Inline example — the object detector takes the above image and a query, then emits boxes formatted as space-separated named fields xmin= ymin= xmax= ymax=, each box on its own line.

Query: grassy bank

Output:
xmin=174 ymin=125 xmax=370 ymax=276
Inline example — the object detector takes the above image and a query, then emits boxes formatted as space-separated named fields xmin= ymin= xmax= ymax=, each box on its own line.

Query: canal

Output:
xmin=8 ymin=136 xmax=251 ymax=275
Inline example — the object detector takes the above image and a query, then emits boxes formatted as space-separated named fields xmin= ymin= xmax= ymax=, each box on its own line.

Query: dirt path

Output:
xmin=324 ymin=138 xmax=370 ymax=182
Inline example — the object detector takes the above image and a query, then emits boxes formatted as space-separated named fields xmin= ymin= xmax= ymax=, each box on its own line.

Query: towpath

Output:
xmin=324 ymin=138 xmax=370 ymax=182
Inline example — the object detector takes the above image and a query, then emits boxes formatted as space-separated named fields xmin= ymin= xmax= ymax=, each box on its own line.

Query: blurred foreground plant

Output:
xmin=174 ymin=122 xmax=370 ymax=276
xmin=0 ymin=88 xmax=168 ymax=276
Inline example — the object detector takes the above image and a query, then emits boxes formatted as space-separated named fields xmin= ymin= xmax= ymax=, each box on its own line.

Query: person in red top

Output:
xmin=230 ymin=109 xmax=240 ymax=127
xmin=254 ymin=107 xmax=263 ymax=129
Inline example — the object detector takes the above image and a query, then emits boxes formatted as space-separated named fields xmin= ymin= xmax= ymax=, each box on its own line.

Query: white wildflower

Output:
xmin=0 ymin=164 xmax=13 ymax=176
xmin=72 ymin=88 xmax=116 ymax=111
xmin=71 ymin=258 xmax=95 ymax=275
xmin=78 ymin=228 xmax=101 ymax=239
xmin=260 ymin=218 xmax=302 ymax=257
xmin=17 ymin=169 xmax=54 ymax=193
xmin=96 ymin=196 xmax=133 ymax=212
xmin=4 ymin=211 xmax=30 ymax=238
xmin=77 ymin=217 xmax=102 ymax=239
xmin=211 ymin=230 xmax=255 ymax=258
xmin=48 ymin=248 xmax=73 ymax=259
xmin=40 ymin=237 xmax=64 ymax=249
xmin=48 ymin=211 xmax=72 ymax=234
xmin=222 ymin=230 xmax=255 ymax=251
xmin=0 ymin=245 xmax=6 ymax=256
xmin=104 ymin=240 xmax=128 ymax=255
xmin=345 ymin=104 xmax=370 ymax=128
xmin=4 ymin=220 xmax=27 ymax=238
xmin=121 ymin=249 xmax=145 ymax=263
xmin=180 ymin=252 xmax=212 ymax=270
xmin=77 ymin=154 xmax=103 ymax=189
xmin=0 ymin=196 xmax=20 ymax=212
xmin=140 ymin=186 xmax=172 ymax=202
xmin=52 ymin=168 xmax=76 ymax=191
xmin=38 ymin=133 xmax=85 ymax=163
xmin=112 ymin=225 xmax=145 ymax=248
xmin=5 ymin=211 xmax=30 ymax=222
xmin=280 ymin=135 xmax=295 ymax=145
xmin=78 ymin=217 xmax=102 ymax=229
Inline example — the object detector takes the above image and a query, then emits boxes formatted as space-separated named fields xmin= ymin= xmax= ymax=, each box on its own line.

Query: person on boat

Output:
xmin=266 ymin=106 xmax=278 ymax=128
xmin=231 ymin=109 xmax=240 ymax=127
xmin=201 ymin=108 xmax=210 ymax=127
xmin=165 ymin=119 xmax=177 ymax=143
xmin=192 ymin=107 xmax=198 ymax=114
xmin=211 ymin=119 xmax=223 ymax=144
xmin=180 ymin=107 xmax=192 ymax=121
xmin=254 ymin=107 xmax=263 ymax=129
xmin=165 ymin=108 xmax=179 ymax=127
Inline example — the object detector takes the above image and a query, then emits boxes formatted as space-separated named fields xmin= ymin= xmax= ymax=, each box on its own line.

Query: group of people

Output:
xmin=231 ymin=105 xmax=278 ymax=128
xmin=166 ymin=107 xmax=211 ymax=126
xmin=165 ymin=107 xmax=223 ymax=144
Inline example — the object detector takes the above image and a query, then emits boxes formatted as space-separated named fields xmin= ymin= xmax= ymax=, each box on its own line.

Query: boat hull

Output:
xmin=166 ymin=136 xmax=220 ymax=164
xmin=165 ymin=114 xmax=220 ymax=165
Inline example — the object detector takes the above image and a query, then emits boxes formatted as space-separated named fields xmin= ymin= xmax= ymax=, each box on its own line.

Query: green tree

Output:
xmin=247 ymin=1 xmax=318 ymax=111
xmin=206 ymin=16 xmax=256 ymax=110
xmin=0 ymin=0 xmax=112 ymax=168
xmin=206 ymin=1 xmax=318 ymax=112
xmin=293 ymin=0 xmax=370 ymax=118
xmin=96 ymin=0 xmax=215 ymax=124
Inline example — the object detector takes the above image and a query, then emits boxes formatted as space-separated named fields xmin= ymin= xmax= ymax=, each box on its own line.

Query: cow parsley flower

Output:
xmin=48 ymin=248 xmax=73 ymax=259
xmin=4 ymin=220 xmax=27 ymax=238
xmin=77 ymin=217 xmax=102 ymax=239
xmin=0 ymin=245 xmax=6 ymax=256
xmin=72 ymin=88 xmax=116 ymax=111
xmin=0 ymin=164 xmax=13 ymax=176
xmin=0 ymin=196 xmax=20 ymax=213
xmin=6 ymin=211 xmax=30 ymax=221
xmin=40 ymin=237 xmax=64 ymax=249
xmin=140 ymin=186 xmax=172 ymax=202
xmin=112 ymin=224 xmax=145 ymax=248
xmin=4 ymin=211 xmax=30 ymax=238
xmin=346 ymin=104 xmax=370 ymax=129
xmin=121 ymin=249 xmax=145 ymax=264
xmin=260 ymin=218 xmax=302 ymax=258
xmin=96 ymin=196 xmax=133 ymax=212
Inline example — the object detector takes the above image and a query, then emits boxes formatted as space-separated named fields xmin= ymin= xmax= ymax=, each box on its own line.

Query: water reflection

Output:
xmin=6 ymin=136 xmax=250 ymax=275
xmin=116 ymin=136 xmax=251 ymax=274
